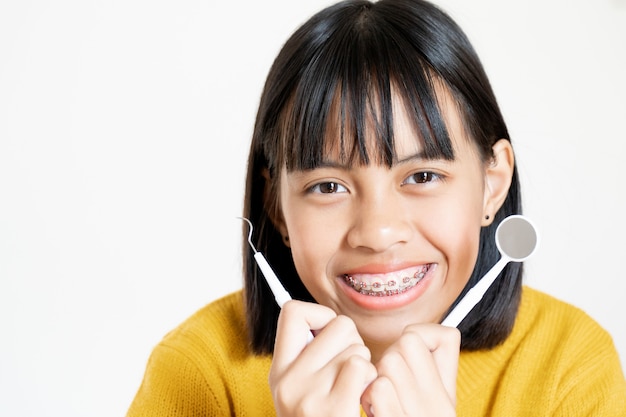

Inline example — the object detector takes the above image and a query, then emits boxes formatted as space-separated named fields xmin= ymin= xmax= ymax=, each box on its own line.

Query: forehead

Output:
xmin=275 ymin=63 xmax=476 ymax=175
xmin=317 ymin=85 xmax=473 ymax=167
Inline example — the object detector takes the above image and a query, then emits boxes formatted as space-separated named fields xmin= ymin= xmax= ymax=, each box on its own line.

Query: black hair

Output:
xmin=242 ymin=0 xmax=522 ymax=354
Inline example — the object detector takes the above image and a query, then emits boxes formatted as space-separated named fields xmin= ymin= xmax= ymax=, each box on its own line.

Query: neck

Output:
xmin=364 ymin=338 xmax=390 ymax=365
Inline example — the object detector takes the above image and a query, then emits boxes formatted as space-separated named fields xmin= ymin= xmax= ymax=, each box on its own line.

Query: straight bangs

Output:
xmin=277 ymin=3 xmax=456 ymax=173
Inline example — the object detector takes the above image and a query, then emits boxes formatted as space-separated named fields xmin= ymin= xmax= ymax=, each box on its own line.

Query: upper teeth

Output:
xmin=344 ymin=264 xmax=430 ymax=296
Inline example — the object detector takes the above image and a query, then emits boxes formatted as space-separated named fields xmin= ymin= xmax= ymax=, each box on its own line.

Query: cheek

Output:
xmin=423 ymin=195 xmax=483 ymax=280
xmin=447 ymin=223 xmax=481 ymax=278
xmin=286 ymin=227 xmax=345 ymax=305
xmin=286 ymin=215 xmax=341 ymax=283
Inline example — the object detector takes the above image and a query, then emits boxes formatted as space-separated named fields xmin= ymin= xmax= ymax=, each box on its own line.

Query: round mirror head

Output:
xmin=495 ymin=215 xmax=539 ymax=262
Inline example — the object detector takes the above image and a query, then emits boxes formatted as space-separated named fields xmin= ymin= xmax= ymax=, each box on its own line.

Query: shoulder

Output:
xmin=458 ymin=286 xmax=626 ymax=414
xmin=127 ymin=291 xmax=275 ymax=416
xmin=505 ymin=287 xmax=623 ymax=379
xmin=514 ymin=286 xmax=616 ymax=356
xmin=513 ymin=286 xmax=626 ymax=412
xmin=517 ymin=286 xmax=610 ymax=344
xmin=160 ymin=290 xmax=249 ymax=357
xmin=156 ymin=290 xmax=272 ymax=388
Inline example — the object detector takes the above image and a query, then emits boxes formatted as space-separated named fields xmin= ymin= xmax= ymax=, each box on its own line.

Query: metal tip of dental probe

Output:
xmin=237 ymin=216 xmax=258 ymax=253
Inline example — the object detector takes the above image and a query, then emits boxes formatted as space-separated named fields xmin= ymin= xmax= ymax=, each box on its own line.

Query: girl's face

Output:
xmin=277 ymin=93 xmax=509 ymax=353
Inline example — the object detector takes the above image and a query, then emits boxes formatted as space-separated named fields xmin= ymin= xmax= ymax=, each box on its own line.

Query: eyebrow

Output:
xmin=309 ymin=151 xmax=432 ymax=171
xmin=394 ymin=151 xmax=428 ymax=165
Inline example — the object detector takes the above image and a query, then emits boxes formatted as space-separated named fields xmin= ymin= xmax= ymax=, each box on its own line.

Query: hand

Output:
xmin=361 ymin=324 xmax=460 ymax=417
xmin=269 ymin=300 xmax=377 ymax=417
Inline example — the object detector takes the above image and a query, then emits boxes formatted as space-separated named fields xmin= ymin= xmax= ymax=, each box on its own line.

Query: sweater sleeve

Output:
xmin=126 ymin=342 xmax=228 ymax=417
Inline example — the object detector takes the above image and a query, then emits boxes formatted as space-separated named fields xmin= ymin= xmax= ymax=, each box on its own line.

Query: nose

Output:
xmin=346 ymin=189 xmax=413 ymax=253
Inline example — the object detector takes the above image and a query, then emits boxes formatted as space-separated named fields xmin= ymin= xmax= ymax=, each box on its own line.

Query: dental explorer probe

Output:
xmin=239 ymin=217 xmax=314 ymax=343
xmin=239 ymin=217 xmax=292 ymax=307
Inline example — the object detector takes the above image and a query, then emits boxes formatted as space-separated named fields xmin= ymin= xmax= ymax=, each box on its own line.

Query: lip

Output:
xmin=337 ymin=263 xmax=436 ymax=311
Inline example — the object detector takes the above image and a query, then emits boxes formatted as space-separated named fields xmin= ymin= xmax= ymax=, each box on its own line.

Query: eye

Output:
xmin=309 ymin=182 xmax=347 ymax=194
xmin=403 ymin=171 xmax=440 ymax=185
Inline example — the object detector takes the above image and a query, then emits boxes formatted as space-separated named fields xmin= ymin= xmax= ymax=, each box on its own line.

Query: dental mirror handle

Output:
xmin=441 ymin=256 xmax=509 ymax=328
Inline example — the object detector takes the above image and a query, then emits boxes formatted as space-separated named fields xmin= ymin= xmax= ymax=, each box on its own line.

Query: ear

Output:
xmin=482 ymin=139 xmax=515 ymax=226
xmin=261 ymin=168 xmax=290 ymax=247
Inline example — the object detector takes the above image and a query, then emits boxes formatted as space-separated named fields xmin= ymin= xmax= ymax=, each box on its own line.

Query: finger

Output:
xmin=271 ymin=300 xmax=336 ymax=379
xmin=322 ymin=345 xmax=377 ymax=416
xmin=375 ymin=349 xmax=424 ymax=414
xmin=284 ymin=315 xmax=369 ymax=378
xmin=271 ymin=314 xmax=374 ymax=417
xmin=378 ymin=324 xmax=459 ymax=405
xmin=402 ymin=323 xmax=460 ymax=401
xmin=361 ymin=376 xmax=403 ymax=417
xmin=331 ymin=344 xmax=377 ymax=394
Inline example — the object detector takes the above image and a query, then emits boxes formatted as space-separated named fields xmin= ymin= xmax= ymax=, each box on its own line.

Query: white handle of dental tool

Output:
xmin=253 ymin=252 xmax=315 ymax=344
xmin=441 ymin=256 xmax=509 ymax=328
xmin=254 ymin=252 xmax=292 ymax=307
xmin=254 ymin=252 xmax=313 ymax=345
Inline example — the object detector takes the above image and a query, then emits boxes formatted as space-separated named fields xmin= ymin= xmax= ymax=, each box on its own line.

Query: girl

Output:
xmin=127 ymin=0 xmax=626 ymax=415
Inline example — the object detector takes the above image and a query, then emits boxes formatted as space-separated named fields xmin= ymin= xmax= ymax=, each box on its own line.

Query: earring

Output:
xmin=485 ymin=214 xmax=490 ymax=220
xmin=282 ymin=235 xmax=290 ymax=245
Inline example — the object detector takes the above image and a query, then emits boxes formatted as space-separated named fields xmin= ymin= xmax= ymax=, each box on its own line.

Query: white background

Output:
xmin=1 ymin=0 xmax=624 ymax=416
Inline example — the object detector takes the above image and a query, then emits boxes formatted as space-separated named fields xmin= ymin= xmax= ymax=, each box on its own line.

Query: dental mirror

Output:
xmin=496 ymin=215 xmax=539 ymax=262
xmin=441 ymin=215 xmax=539 ymax=328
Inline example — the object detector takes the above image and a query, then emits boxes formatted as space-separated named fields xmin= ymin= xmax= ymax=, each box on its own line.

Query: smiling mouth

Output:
xmin=343 ymin=264 xmax=432 ymax=296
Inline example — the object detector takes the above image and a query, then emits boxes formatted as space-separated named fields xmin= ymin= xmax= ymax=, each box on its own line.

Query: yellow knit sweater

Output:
xmin=127 ymin=286 xmax=626 ymax=416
